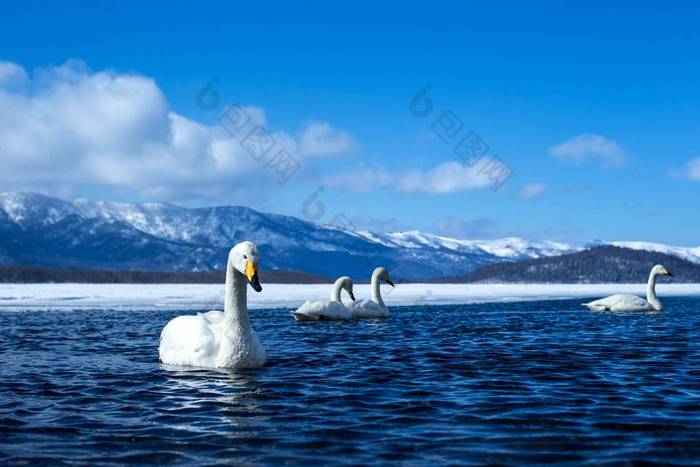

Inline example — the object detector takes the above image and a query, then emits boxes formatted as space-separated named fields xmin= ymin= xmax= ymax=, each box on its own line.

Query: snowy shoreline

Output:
xmin=1 ymin=283 xmax=700 ymax=311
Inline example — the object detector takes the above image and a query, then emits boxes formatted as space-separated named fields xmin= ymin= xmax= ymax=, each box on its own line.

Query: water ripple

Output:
xmin=2 ymin=298 xmax=700 ymax=464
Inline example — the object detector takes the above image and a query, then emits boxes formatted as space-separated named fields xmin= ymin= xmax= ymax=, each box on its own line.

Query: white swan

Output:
xmin=583 ymin=264 xmax=673 ymax=312
xmin=291 ymin=276 xmax=355 ymax=321
xmin=345 ymin=267 xmax=395 ymax=318
xmin=158 ymin=241 xmax=267 ymax=368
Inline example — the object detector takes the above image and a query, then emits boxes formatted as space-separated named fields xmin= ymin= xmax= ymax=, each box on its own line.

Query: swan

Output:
xmin=583 ymin=264 xmax=673 ymax=312
xmin=291 ymin=276 xmax=355 ymax=321
xmin=158 ymin=241 xmax=267 ymax=369
xmin=345 ymin=267 xmax=395 ymax=318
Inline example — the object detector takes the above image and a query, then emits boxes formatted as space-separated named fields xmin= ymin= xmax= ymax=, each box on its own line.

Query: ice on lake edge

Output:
xmin=1 ymin=283 xmax=700 ymax=311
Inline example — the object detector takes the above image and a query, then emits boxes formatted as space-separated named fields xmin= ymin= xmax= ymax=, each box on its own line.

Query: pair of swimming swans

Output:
xmin=291 ymin=267 xmax=395 ymax=321
xmin=583 ymin=264 xmax=673 ymax=311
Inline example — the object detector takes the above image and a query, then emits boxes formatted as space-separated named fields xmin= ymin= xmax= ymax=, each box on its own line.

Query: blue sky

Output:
xmin=1 ymin=1 xmax=699 ymax=245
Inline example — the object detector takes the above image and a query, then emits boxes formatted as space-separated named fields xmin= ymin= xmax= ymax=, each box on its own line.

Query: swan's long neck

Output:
xmin=371 ymin=270 xmax=385 ymax=308
xmin=330 ymin=278 xmax=344 ymax=302
xmin=647 ymin=271 xmax=662 ymax=311
xmin=224 ymin=261 xmax=251 ymax=329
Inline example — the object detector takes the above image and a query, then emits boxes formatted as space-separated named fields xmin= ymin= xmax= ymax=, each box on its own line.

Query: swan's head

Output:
xmin=338 ymin=276 xmax=356 ymax=301
xmin=374 ymin=267 xmax=395 ymax=287
xmin=652 ymin=264 xmax=673 ymax=277
xmin=229 ymin=241 xmax=262 ymax=292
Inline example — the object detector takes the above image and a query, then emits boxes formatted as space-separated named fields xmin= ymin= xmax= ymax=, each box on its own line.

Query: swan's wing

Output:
xmin=291 ymin=301 xmax=322 ymax=321
xmin=319 ymin=301 xmax=351 ymax=320
xmin=583 ymin=294 xmax=650 ymax=311
xmin=291 ymin=301 xmax=350 ymax=321
xmin=609 ymin=295 xmax=653 ymax=311
xmin=199 ymin=309 xmax=225 ymax=325
xmin=345 ymin=299 xmax=387 ymax=318
xmin=346 ymin=299 xmax=376 ymax=311
xmin=159 ymin=314 xmax=218 ymax=366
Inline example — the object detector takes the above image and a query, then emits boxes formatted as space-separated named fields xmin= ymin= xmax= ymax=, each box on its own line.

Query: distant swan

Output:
xmin=583 ymin=264 xmax=673 ymax=312
xmin=291 ymin=276 xmax=355 ymax=321
xmin=159 ymin=241 xmax=266 ymax=368
xmin=345 ymin=267 xmax=394 ymax=318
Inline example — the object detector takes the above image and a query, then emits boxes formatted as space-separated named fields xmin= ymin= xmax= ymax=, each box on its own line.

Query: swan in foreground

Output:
xmin=291 ymin=276 xmax=355 ymax=321
xmin=159 ymin=241 xmax=266 ymax=369
xmin=583 ymin=264 xmax=673 ymax=312
xmin=345 ymin=267 xmax=395 ymax=318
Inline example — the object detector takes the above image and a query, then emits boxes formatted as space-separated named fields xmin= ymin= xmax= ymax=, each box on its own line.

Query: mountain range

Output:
xmin=1 ymin=192 xmax=699 ymax=281
xmin=433 ymin=246 xmax=700 ymax=283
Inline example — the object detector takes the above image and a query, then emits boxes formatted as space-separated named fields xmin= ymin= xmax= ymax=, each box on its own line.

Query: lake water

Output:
xmin=2 ymin=298 xmax=700 ymax=464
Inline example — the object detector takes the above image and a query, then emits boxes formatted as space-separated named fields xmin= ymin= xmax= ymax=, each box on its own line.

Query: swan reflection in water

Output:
xmin=159 ymin=365 xmax=268 ymax=433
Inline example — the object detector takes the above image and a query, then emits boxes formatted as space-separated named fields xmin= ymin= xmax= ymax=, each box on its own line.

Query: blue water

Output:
xmin=2 ymin=298 xmax=700 ymax=465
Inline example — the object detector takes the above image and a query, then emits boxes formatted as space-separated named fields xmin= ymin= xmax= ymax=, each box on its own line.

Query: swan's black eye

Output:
xmin=243 ymin=255 xmax=248 ymax=260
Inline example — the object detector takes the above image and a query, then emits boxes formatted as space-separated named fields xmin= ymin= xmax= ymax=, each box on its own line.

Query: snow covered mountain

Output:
xmin=357 ymin=230 xmax=573 ymax=259
xmin=0 ymin=192 xmax=698 ymax=280
xmin=609 ymin=241 xmax=700 ymax=265
xmin=441 ymin=245 xmax=700 ymax=284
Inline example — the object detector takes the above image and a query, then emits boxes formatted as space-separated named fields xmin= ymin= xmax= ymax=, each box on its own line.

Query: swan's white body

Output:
xmin=346 ymin=299 xmax=388 ymax=318
xmin=583 ymin=294 xmax=655 ymax=312
xmin=291 ymin=277 xmax=353 ymax=321
xmin=583 ymin=265 xmax=672 ymax=312
xmin=159 ymin=242 xmax=266 ymax=369
xmin=345 ymin=267 xmax=394 ymax=318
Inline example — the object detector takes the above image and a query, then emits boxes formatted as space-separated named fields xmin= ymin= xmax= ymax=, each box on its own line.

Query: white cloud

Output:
xmin=670 ymin=157 xmax=700 ymax=181
xmin=0 ymin=61 xmax=29 ymax=88
xmin=550 ymin=133 xmax=627 ymax=167
xmin=299 ymin=120 xmax=355 ymax=156
xmin=0 ymin=59 xmax=354 ymax=203
xmin=322 ymin=160 xmax=500 ymax=194
xmin=518 ymin=182 xmax=547 ymax=200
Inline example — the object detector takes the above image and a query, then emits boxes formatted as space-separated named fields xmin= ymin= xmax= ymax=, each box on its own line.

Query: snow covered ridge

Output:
xmin=357 ymin=230 xmax=574 ymax=259
xmin=610 ymin=241 xmax=700 ymax=265
xmin=1 ymin=192 xmax=699 ymax=279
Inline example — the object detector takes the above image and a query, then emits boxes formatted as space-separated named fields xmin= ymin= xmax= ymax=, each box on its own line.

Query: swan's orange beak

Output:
xmin=246 ymin=261 xmax=262 ymax=292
